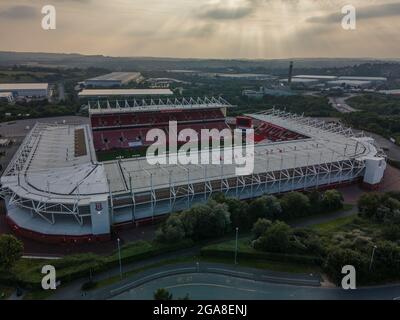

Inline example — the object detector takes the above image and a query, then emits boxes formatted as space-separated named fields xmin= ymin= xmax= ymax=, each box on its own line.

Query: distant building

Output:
xmin=338 ymin=76 xmax=387 ymax=83
xmin=242 ymin=87 xmax=264 ymax=99
xmin=84 ymin=72 xmax=143 ymax=88
xmin=0 ymin=92 xmax=14 ymax=103
xmin=216 ymin=73 xmax=275 ymax=81
xmin=78 ymin=88 xmax=173 ymax=98
xmin=379 ymin=89 xmax=400 ymax=96
xmin=0 ymin=83 xmax=49 ymax=99
xmin=146 ymin=78 xmax=188 ymax=88
xmin=327 ymin=80 xmax=372 ymax=89
xmin=293 ymin=75 xmax=338 ymax=81
xmin=242 ymin=86 xmax=295 ymax=98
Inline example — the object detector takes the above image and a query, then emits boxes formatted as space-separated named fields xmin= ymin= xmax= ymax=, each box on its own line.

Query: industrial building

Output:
xmin=379 ymin=89 xmax=400 ymax=96
xmin=84 ymin=72 xmax=143 ymax=88
xmin=293 ymin=75 xmax=338 ymax=81
xmin=0 ymin=83 xmax=49 ymax=99
xmin=0 ymin=92 xmax=14 ymax=103
xmin=78 ymin=88 xmax=173 ymax=98
xmin=338 ymin=76 xmax=387 ymax=83
xmin=327 ymin=80 xmax=372 ymax=89
xmin=0 ymin=98 xmax=387 ymax=243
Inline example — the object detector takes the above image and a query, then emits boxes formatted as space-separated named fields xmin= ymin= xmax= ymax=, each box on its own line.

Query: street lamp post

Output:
xmin=117 ymin=238 xmax=122 ymax=278
xmin=369 ymin=245 xmax=377 ymax=271
xmin=234 ymin=227 xmax=239 ymax=265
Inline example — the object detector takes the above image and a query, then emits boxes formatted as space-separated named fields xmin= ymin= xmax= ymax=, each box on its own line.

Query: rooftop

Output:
xmin=88 ymin=96 xmax=232 ymax=114
xmin=293 ymin=75 xmax=338 ymax=80
xmin=338 ymin=76 xmax=387 ymax=81
xmin=0 ymin=83 xmax=49 ymax=90
xmin=79 ymin=88 xmax=173 ymax=98
xmin=86 ymin=72 xmax=142 ymax=82
xmin=1 ymin=109 xmax=382 ymax=206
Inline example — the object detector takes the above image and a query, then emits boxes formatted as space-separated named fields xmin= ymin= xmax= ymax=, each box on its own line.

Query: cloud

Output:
xmin=307 ymin=2 xmax=400 ymax=24
xmin=183 ymin=24 xmax=217 ymax=38
xmin=0 ymin=5 xmax=39 ymax=20
xmin=197 ymin=2 xmax=255 ymax=20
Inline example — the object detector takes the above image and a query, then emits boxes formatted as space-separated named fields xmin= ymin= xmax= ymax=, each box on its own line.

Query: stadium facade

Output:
xmin=0 ymin=97 xmax=387 ymax=243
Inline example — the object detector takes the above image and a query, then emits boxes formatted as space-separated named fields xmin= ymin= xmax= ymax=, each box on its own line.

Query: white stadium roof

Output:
xmin=1 ymin=108 xmax=382 ymax=205
xmin=79 ymin=88 xmax=173 ymax=98
xmin=88 ymin=96 xmax=233 ymax=114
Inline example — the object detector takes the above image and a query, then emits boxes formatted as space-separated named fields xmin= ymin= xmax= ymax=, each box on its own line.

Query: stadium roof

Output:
xmin=1 ymin=109 xmax=382 ymax=207
xmin=0 ymin=83 xmax=48 ymax=91
xmin=88 ymin=96 xmax=233 ymax=114
xmin=86 ymin=72 xmax=141 ymax=82
xmin=78 ymin=88 xmax=173 ymax=98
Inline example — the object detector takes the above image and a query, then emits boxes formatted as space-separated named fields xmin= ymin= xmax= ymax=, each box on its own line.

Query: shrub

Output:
xmin=280 ymin=192 xmax=310 ymax=219
xmin=247 ymin=195 xmax=281 ymax=223
xmin=321 ymin=190 xmax=343 ymax=211
xmin=0 ymin=235 xmax=24 ymax=270
xmin=251 ymin=218 xmax=272 ymax=239
xmin=253 ymin=221 xmax=292 ymax=253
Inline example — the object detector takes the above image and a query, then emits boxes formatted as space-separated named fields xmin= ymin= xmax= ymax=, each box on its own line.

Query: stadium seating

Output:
xmin=254 ymin=121 xmax=305 ymax=142
xmin=91 ymin=108 xmax=229 ymax=151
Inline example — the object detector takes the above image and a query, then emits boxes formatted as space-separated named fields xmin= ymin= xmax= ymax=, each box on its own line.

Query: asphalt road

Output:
xmin=111 ymin=272 xmax=400 ymax=300
xmin=328 ymin=95 xmax=358 ymax=113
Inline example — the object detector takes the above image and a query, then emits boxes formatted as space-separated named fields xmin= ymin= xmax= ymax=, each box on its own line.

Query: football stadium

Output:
xmin=0 ymin=97 xmax=387 ymax=243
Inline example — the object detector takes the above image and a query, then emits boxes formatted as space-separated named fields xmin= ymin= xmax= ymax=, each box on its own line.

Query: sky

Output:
xmin=0 ymin=0 xmax=399 ymax=59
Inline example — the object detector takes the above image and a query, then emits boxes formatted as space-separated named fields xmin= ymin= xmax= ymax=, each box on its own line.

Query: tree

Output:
xmin=252 ymin=218 xmax=272 ymax=239
xmin=178 ymin=201 xmax=231 ymax=241
xmin=308 ymin=190 xmax=322 ymax=214
xmin=0 ymin=235 xmax=23 ymax=270
xmin=358 ymin=193 xmax=383 ymax=219
xmin=324 ymin=248 xmax=369 ymax=285
xmin=247 ymin=195 xmax=281 ymax=223
xmin=280 ymin=192 xmax=310 ymax=219
xmin=154 ymin=288 xmax=173 ymax=300
xmin=224 ymin=198 xmax=251 ymax=230
xmin=155 ymin=214 xmax=186 ymax=242
xmin=253 ymin=221 xmax=292 ymax=253
xmin=321 ymin=190 xmax=343 ymax=211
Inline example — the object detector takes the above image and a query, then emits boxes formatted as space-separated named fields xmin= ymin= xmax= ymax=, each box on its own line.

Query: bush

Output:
xmin=321 ymin=190 xmax=343 ymax=211
xmin=247 ymin=195 xmax=282 ymax=223
xmin=324 ymin=248 xmax=369 ymax=285
xmin=280 ymin=192 xmax=310 ymax=219
xmin=0 ymin=235 xmax=23 ymax=270
xmin=156 ymin=200 xmax=231 ymax=242
xmin=253 ymin=221 xmax=292 ymax=253
xmin=382 ymin=225 xmax=400 ymax=241
xmin=154 ymin=288 xmax=172 ymax=300
xmin=252 ymin=219 xmax=272 ymax=239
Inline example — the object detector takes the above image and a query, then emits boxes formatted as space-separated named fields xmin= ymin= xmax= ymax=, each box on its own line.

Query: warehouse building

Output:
xmin=0 ymin=83 xmax=49 ymax=99
xmin=327 ymin=80 xmax=372 ymax=89
xmin=0 ymin=92 xmax=14 ymax=103
xmin=84 ymin=72 xmax=143 ymax=88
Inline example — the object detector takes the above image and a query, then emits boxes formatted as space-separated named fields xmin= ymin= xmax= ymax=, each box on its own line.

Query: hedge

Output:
xmin=3 ymin=239 xmax=194 ymax=289
xmin=200 ymin=247 xmax=322 ymax=265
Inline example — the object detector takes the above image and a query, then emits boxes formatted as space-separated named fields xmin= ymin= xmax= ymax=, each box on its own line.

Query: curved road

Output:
xmin=74 ymin=262 xmax=400 ymax=301
xmin=111 ymin=272 xmax=400 ymax=300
